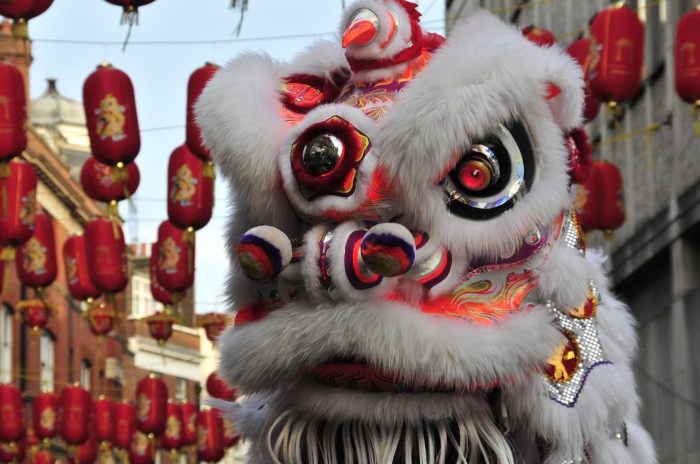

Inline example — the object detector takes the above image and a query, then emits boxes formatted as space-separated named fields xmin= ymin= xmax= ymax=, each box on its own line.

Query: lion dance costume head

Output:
xmin=196 ymin=2 xmax=657 ymax=463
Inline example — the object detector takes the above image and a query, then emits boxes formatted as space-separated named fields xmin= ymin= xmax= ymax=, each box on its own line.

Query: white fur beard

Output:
xmin=250 ymin=407 xmax=517 ymax=464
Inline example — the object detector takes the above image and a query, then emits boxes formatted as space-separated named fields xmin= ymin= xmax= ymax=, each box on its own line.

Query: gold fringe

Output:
xmin=692 ymin=103 xmax=700 ymax=137
xmin=1 ymin=246 xmax=15 ymax=261
xmin=203 ymin=161 xmax=216 ymax=179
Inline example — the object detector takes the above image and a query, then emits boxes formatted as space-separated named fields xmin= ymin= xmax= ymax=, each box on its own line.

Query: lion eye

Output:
xmin=442 ymin=121 xmax=535 ymax=220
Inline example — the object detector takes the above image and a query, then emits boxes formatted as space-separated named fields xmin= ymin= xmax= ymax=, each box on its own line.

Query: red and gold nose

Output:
xmin=342 ymin=8 xmax=379 ymax=48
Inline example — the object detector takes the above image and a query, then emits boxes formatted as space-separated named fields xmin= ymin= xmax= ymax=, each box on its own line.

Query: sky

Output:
xmin=26 ymin=0 xmax=446 ymax=314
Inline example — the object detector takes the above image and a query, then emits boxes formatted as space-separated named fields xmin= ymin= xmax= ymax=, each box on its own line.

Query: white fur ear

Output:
xmin=195 ymin=52 xmax=298 ymax=231
xmin=538 ymin=45 xmax=585 ymax=131
xmin=535 ymin=243 xmax=589 ymax=310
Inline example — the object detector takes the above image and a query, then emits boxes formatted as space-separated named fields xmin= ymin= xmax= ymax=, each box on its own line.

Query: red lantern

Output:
xmin=186 ymin=63 xmax=219 ymax=161
xmin=0 ymin=62 xmax=27 ymax=164
xmin=112 ymin=402 xmax=135 ymax=450
xmin=83 ymin=64 xmax=140 ymax=166
xmin=0 ymin=438 xmax=25 ymax=463
xmin=197 ymin=313 xmax=230 ymax=343
xmin=219 ymin=411 xmax=240 ymax=449
xmin=59 ymin=384 xmax=92 ymax=446
xmin=15 ymin=210 xmax=57 ymax=289
xmin=521 ymin=25 xmax=556 ymax=47
xmin=675 ymin=9 xmax=700 ymax=104
xmin=32 ymin=391 xmax=59 ymax=444
xmin=64 ymin=235 xmax=101 ymax=302
xmin=589 ymin=4 xmax=644 ymax=104
xmin=144 ymin=311 xmax=177 ymax=345
xmin=18 ymin=299 xmax=51 ymax=332
xmin=34 ymin=449 xmax=53 ymax=464
xmin=0 ymin=0 xmax=53 ymax=21
xmin=574 ymin=160 xmax=625 ymax=233
xmin=80 ymin=157 xmax=140 ymax=205
xmin=0 ymin=384 xmax=25 ymax=443
xmin=205 ymin=372 xmax=237 ymax=402
xmin=75 ymin=432 xmax=98 ymax=464
xmin=155 ymin=220 xmax=194 ymax=294
xmin=566 ymin=38 xmax=601 ymax=122
xmin=167 ymin=145 xmax=214 ymax=232
xmin=595 ymin=161 xmax=625 ymax=232
xmin=180 ymin=402 xmax=198 ymax=447
xmin=128 ymin=430 xmax=154 ymax=464
xmin=93 ymin=397 xmax=114 ymax=446
xmin=135 ymin=374 xmax=167 ymax=438
xmin=84 ymin=217 xmax=128 ymax=294
xmin=84 ymin=303 xmax=116 ymax=338
xmin=149 ymin=241 xmax=174 ymax=305
xmin=160 ymin=401 xmax=183 ymax=453
xmin=196 ymin=410 xmax=224 ymax=463
xmin=0 ymin=159 xmax=37 ymax=249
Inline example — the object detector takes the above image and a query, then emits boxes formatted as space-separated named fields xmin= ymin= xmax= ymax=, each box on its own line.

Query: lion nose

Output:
xmin=342 ymin=8 xmax=379 ymax=48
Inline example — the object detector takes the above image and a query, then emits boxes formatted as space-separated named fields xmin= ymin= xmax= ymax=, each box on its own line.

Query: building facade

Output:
xmin=445 ymin=1 xmax=700 ymax=462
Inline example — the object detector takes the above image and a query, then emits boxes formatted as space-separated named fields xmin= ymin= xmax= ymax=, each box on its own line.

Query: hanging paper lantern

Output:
xmin=64 ymin=235 xmax=102 ymax=302
xmin=186 ymin=63 xmax=219 ymax=161
xmin=84 ymin=302 xmax=116 ymax=338
xmin=83 ymin=64 xmax=140 ymax=166
xmin=76 ymin=432 xmax=98 ymax=464
xmin=196 ymin=410 xmax=224 ymax=463
xmin=32 ymin=391 xmax=59 ymax=445
xmin=84 ymin=217 xmax=128 ymax=294
xmin=0 ymin=438 xmax=25 ymax=463
xmin=595 ymin=161 xmax=625 ymax=232
xmin=574 ymin=160 xmax=625 ymax=233
xmin=675 ymin=8 xmax=700 ymax=104
xmin=0 ymin=0 xmax=53 ymax=38
xmin=144 ymin=311 xmax=177 ymax=345
xmin=566 ymin=37 xmax=601 ymax=123
xmin=0 ymin=384 xmax=25 ymax=444
xmin=0 ymin=62 xmax=27 ymax=165
xmin=34 ymin=449 xmax=53 ymax=464
xmin=220 ymin=412 xmax=241 ymax=449
xmin=59 ymin=384 xmax=92 ymax=446
xmin=15 ymin=210 xmax=57 ymax=289
xmin=521 ymin=25 xmax=556 ymax=47
xmin=80 ymin=157 xmax=140 ymax=206
xmin=160 ymin=401 xmax=183 ymax=454
xmin=149 ymin=241 xmax=175 ymax=306
xmin=155 ymin=220 xmax=195 ymax=294
xmin=18 ymin=299 xmax=51 ymax=332
xmin=112 ymin=402 xmax=135 ymax=450
xmin=205 ymin=372 xmax=237 ymax=402
xmin=167 ymin=145 xmax=214 ymax=232
xmin=128 ymin=430 xmax=154 ymax=464
xmin=93 ymin=397 xmax=114 ymax=447
xmin=197 ymin=312 xmax=230 ymax=343
xmin=135 ymin=373 xmax=167 ymax=439
xmin=0 ymin=159 xmax=37 ymax=250
xmin=589 ymin=4 xmax=644 ymax=104
xmin=180 ymin=401 xmax=198 ymax=448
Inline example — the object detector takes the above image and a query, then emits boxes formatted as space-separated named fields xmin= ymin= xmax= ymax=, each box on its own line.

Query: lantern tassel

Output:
xmin=203 ymin=161 xmax=215 ymax=179
xmin=692 ymin=102 xmax=700 ymax=137
xmin=606 ymin=102 xmax=624 ymax=129
xmin=0 ymin=162 xmax=8 ymax=217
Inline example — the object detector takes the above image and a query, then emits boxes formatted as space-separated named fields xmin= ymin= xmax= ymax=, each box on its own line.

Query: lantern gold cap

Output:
xmin=98 ymin=62 xmax=113 ymax=69
xmin=148 ymin=372 xmax=160 ymax=379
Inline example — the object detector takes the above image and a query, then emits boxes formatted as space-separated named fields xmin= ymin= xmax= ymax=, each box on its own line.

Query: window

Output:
xmin=0 ymin=305 xmax=13 ymax=384
xmin=176 ymin=378 xmax=187 ymax=401
xmin=80 ymin=360 xmax=91 ymax=391
xmin=131 ymin=274 xmax=158 ymax=318
xmin=40 ymin=331 xmax=55 ymax=391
